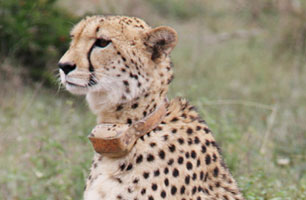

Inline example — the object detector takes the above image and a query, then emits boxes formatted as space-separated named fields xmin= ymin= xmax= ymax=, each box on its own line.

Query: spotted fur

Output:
xmin=59 ymin=15 xmax=244 ymax=200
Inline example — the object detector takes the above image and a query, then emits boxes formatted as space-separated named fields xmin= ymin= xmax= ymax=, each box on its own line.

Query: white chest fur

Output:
xmin=84 ymin=152 xmax=136 ymax=200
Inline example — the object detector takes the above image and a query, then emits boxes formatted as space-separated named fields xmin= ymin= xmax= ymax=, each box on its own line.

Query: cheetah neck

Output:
xmin=87 ymin=85 xmax=168 ymax=125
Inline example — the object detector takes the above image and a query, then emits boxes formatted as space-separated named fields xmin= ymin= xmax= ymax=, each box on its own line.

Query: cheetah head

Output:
xmin=58 ymin=15 xmax=177 ymax=113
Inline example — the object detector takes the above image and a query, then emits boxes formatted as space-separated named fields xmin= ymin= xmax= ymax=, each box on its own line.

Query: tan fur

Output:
xmin=59 ymin=15 xmax=244 ymax=200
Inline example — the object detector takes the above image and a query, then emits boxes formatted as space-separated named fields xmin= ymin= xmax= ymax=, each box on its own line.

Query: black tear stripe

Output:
xmin=87 ymin=44 xmax=98 ymax=86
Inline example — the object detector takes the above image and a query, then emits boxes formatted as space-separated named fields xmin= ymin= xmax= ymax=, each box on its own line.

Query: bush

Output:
xmin=0 ymin=0 xmax=78 ymax=81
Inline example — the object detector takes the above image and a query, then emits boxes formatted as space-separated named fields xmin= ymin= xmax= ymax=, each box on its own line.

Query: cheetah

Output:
xmin=58 ymin=15 xmax=244 ymax=200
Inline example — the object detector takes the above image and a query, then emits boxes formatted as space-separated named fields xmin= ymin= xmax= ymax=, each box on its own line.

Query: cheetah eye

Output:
xmin=94 ymin=38 xmax=111 ymax=48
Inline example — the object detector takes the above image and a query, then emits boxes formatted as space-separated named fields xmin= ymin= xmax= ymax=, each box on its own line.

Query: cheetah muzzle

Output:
xmin=58 ymin=15 xmax=244 ymax=200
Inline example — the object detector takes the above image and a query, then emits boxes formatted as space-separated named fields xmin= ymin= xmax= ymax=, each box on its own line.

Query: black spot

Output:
xmin=178 ymin=138 xmax=184 ymax=144
xmin=161 ymin=190 xmax=166 ymax=198
xmin=126 ymin=163 xmax=133 ymax=171
xmin=172 ymin=168 xmax=179 ymax=177
xmin=204 ymin=173 xmax=209 ymax=182
xmin=187 ymin=138 xmax=193 ymax=145
xmin=116 ymin=104 xmax=123 ymax=111
xmin=205 ymin=154 xmax=211 ymax=165
xmin=213 ymin=153 xmax=218 ymax=162
xmin=164 ymin=167 xmax=169 ymax=174
xmin=196 ymin=126 xmax=201 ymax=131
xmin=158 ymin=150 xmax=165 ymax=159
xmin=136 ymin=155 xmax=143 ymax=163
xmin=154 ymin=169 xmax=160 ymax=177
xmin=205 ymin=140 xmax=210 ymax=146
xmin=171 ymin=128 xmax=177 ymax=134
xmin=141 ymin=188 xmax=146 ymax=195
xmin=185 ymin=152 xmax=190 ymax=158
xmin=187 ymin=128 xmax=193 ymax=135
xmin=192 ymin=172 xmax=197 ymax=180
xmin=168 ymin=144 xmax=176 ymax=152
xmin=215 ymin=182 xmax=220 ymax=187
xmin=204 ymin=127 xmax=210 ymax=133
xmin=132 ymin=103 xmax=138 ymax=109
xmin=191 ymin=150 xmax=197 ymax=159
xmin=143 ymin=172 xmax=149 ymax=179
xmin=119 ymin=163 xmax=126 ymax=171
xmin=194 ymin=136 xmax=200 ymax=144
xmin=123 ymin=80 xmax=129 ymax=86
xmin=185 ymin=175 xmax=190 ymax=185
xmin=164 ymin=178 xmax=169 ymax=186
xmin=200 ymin=171 xmax=204 ymax=180
xmin=213 ymin=167 xmax=219 ymax=177
xmin=163 ymin=135 xmax=168 ymax=141
xmin=152 ymin=183 xmax=158 ymax=191
xmin=204 ymin=188 xmax=209 ymax=194
xmin=170 ymin=117 xmax=178 ymax=122
xmin=133 ymin=178 xmax=139 ymax=184
xmin=147 ymin=154 xmax=155 ymax=162
xmin=201 ymin=145 xmax=207 ymax=153
xmin=189 ymin=106 xmax=195 ymax=111
xmin=171 ymin=186 xmax=177 ymax=195
xmin=127 ymin=118 xmax=132 ymax=124
xmin=150 ymin=142 xmax=156 ymax=147
xmin=168 ymin=159 xmax=174 ymax=165
xmin=197 ymin=158 xmax=201 ymax=167
xmin=125 ymin=87 xmax=130 ymax=93
xmin=143 ymin=111 xmax=147 ymax=117
xmin=177 ymin=156 xmax=184 ymax=164
xmin=192 ymin=186 xmax=197 ymax=194
xmin=180 ymin=186 xmax=185 ymax=194
xmin=186 ymin=161 xmax=193 ymax=170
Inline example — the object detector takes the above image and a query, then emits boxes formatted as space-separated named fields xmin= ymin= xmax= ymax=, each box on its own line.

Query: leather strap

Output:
xmin=88 ymin=100 xmax=168 ymax=158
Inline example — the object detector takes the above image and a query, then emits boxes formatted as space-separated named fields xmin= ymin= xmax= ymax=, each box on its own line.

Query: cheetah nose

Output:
xmin=58 ymin=62 xmax=76 ymax=75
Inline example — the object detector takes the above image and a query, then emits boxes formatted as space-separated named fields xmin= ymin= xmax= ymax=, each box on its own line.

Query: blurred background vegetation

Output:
xmin=0 ymin=0 xmax=305 ymax=199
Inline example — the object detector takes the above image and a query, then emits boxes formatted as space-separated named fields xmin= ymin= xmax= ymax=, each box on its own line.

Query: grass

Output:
xmin=1 ymin=0 xmax=306 ymax=199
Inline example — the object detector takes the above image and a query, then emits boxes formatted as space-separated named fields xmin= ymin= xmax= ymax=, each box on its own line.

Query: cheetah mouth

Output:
xmin=66 ymin=81 xmax=87 ymax=88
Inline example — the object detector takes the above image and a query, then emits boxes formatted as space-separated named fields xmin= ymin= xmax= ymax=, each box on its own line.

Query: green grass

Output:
xmin=1 ymin=0 xmax=306 ymax=199
xmin=0 ymin=86 xmax=95 ymax=199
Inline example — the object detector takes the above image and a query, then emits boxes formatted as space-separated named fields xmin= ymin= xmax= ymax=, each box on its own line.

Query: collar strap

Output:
xmin=88 ymin=100 xmax=168 ymax=158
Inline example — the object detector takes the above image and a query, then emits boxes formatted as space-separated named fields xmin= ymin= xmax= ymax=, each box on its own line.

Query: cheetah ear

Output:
xmin=144 ymin=26 xmax=178 ymax=62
